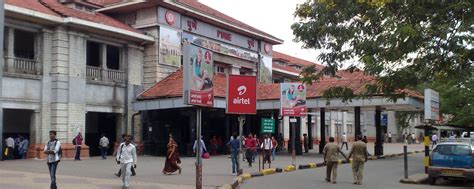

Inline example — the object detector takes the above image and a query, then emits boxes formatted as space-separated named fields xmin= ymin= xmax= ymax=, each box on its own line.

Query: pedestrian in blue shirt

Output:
xmin=227 ymin=133 xmax=240 ymax=175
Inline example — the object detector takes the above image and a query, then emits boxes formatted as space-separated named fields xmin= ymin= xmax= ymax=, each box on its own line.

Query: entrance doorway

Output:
xmin=85 ymin=112 xmax=118 ymax=156
xmin=2 ymin=109 xmax=33 ymax=159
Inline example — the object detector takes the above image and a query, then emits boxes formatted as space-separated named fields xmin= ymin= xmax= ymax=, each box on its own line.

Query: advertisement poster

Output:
xmin=159 ymin=27 xmax=182 ymax=66
xmin=280 ymin=83 xmax=307 ymax=117
xmin=259 ymin=55 xmax=272 ymax=83
xmin=183 ymin=44 xmax=214 ymax=107
xmin=226 ymin=75 xmax=257 ymax=114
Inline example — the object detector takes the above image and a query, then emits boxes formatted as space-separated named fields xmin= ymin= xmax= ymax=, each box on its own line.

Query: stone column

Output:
xmin=6 ymin=27 xmax=14 ymax=72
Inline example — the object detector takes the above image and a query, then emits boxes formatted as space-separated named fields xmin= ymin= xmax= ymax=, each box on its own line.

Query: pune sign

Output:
xmin=280 ymin=83 xmax=307 ymax=117
xmin=183 ymin=44 xmax=214 ymax=107
xmin=226 ymin=75 xmax=257 ymax=114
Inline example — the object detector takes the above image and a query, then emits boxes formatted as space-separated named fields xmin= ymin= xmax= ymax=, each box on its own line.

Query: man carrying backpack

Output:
xmin=44 ymin=130 xmax=61 ymax=189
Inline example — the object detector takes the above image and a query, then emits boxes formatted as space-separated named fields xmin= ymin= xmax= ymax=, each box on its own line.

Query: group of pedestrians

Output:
xmin=3 ymin=135 xmax=29 ymax=160
xmin=323 ymin=135 xmax=369 ymax=185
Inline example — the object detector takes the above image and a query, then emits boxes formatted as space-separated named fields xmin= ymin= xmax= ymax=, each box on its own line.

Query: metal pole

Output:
xmin=238 ymin=115 xmax=244 ymax=175
xmin=424 ymin=126 xmax=430 ymax=174
xmin=196 ymin=108 xmax=202 ymax=189
xmin=404 ymin=145 xmax=408 ymax=179
xmin=291 ymin=117 xmax=296 ymax=166
xmin=0 ymin=0 xmax=4 ymax=161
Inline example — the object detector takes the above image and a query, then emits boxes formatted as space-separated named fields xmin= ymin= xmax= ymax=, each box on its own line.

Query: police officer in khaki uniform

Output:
xmin=323 ymin=137 xmax=347 ymax=184
xmin=348 ymin=135 xmax=369 ymax=185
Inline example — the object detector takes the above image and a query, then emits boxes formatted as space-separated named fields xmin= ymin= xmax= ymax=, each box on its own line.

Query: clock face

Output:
xmin=165 ymin=10 xmax=175 ymax=25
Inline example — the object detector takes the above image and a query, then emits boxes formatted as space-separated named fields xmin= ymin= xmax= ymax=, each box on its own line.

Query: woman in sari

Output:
xmin=163 ymin=134 xmax=182 ymax=175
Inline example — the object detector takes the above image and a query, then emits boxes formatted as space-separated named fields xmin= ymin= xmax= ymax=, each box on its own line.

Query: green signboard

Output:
xmin=261 ymin=118 xmax=275 ymax=134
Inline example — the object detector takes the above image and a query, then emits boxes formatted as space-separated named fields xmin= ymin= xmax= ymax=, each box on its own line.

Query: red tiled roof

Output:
xmin=40 ymin=0 xmax=141 ymax=33
xmin=138 ymin=68 xmax=228 ymax=100
xmin=273 ymin=51 xmax=324 ymax=68
xmin=138 ymin=69 xmax=422 ymax=101
xmin=272 ymin=63 xmax=301 ymax=76
xmin=6 ymin=0 xmax=141 ymax=34
xmin=6 ymin=0 xmax=60 ymax=16
xmin=174 ymin=0 xmax=281 ymax=43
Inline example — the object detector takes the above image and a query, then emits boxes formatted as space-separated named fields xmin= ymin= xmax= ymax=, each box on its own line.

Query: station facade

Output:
xmin=2 ymin=0 xmax=424 ymax=159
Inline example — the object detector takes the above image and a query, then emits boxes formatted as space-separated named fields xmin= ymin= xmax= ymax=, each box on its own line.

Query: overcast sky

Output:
xmin=198 ymin=0 xmax=320 ymax=63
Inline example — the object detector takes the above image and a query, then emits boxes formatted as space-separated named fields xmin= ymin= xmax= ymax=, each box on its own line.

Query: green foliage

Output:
xmin=293 ymin=0 xmax=474 ymax=102
xmin=395 ymin=111 xmax=418 ymax=133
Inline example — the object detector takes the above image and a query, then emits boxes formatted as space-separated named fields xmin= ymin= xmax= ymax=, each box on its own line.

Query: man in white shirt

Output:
xmin=99 ymin=134 xmax=110 ymax=160
xmin=44 ymin=131 xmax=61 ymax=189
xmin=116 ymin=135 xmax=137 ymax=189
xmin=388 ymin=132 xmax=392 ymax=143
xmin=5 ymin=136 xmax=15 ymax=160
xmin=431 ymin=134 xmax=438 ymax=148
xmin=341 ymin=133 xmax=348 ymax=150
xmin=260 ymin=134 xmax=273 ymax=168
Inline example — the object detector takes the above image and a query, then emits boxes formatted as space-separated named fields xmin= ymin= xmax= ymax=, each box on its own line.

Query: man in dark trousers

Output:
xmin=303 ymin=133 xmax=309 ymax=153
xmin=73 ymin=132 xmax=83 ymax=160
xmin=44 ymin=131 xmax=61 ymax=189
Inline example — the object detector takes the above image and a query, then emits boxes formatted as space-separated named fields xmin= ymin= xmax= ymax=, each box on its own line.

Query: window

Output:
xmin=273 ymin=79 xmax=281 ymax=84
xmin=106 ymin=45 xmax=120 ymax=70
xmin=87 ymin=41 xmax=122 ymax=70
xmin=87 ymin=41 xmax=101 ymax=67
xmin=275 ymin=61 xmax=286 ymax=66
xmin=216 ymin=66 xmax=225 ymax=73
xmin=14 ymin=29 xmax=35 ymax=59
xmin=434 ymin=145 xmax=471 ymax=156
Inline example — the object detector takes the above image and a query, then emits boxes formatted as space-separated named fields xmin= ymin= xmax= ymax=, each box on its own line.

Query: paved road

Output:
xmin=241 ymin=154 xmax=473 ymax=189
xmin=0 ymin=143 xmax=424 ymax=188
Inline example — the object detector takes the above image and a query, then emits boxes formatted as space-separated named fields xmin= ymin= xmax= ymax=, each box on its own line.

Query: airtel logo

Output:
xmin=238 ymin=86 xmax=247 ymax=96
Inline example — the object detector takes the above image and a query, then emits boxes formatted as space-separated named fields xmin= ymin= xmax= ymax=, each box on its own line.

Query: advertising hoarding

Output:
xmin=280 ymin=83 xmax=307 ymax=117
xmin=226 ymin=75 xmax=257 ymax=114
xmin=183 ymin=44 xmax=214 ymax=107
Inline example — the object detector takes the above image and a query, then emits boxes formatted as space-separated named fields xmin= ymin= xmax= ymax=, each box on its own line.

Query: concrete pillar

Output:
xmin=307 ymin=113 xmax=313 ymax=149
xmin=6 ymin=27 xmax=14 ymax=71
xmin=375 ymin=106 xmax=383 ymax=156
xmin=319 ymin=108 xmax=326 ymax=154
xmin=355 ymin=106 xmax=361 ymax=138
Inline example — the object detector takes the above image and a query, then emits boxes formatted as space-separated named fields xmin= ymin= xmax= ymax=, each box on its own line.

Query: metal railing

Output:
xmin=86 ymin=66 xmax=125 ymax=83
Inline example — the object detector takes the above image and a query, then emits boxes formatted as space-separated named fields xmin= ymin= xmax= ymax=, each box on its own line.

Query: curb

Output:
xmin=400 ymin=174 xmax=428 ymax=184
xmin=222 ymin=150 xmax=425 ymax=189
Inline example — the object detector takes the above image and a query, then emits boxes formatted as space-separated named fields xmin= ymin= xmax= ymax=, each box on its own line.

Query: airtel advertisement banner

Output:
xmin=226 ymin=75 xmax=257 ymax=114
xmin=280 ymin=83 xmax=307 ymax=117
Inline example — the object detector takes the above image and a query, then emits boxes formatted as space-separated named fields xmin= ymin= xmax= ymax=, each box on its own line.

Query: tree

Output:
xmin=429 ymin=73 xmax=474 ymax=126
xmin=395 ymin=111 xmax=417 ymax=137
xmin=292 ymin=0 xmax=474 ymax=102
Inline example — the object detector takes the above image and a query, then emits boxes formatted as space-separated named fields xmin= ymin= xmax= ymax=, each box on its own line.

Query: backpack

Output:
xmin=72 ymin=138 xmax=77 ymax=145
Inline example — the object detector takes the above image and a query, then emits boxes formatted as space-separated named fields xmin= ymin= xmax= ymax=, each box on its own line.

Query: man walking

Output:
xmin=5 ymin=136 xmax=14 ymax=160
xmin=303 ymin=134 xmax=309 ymax=153
xmin=348 ymin=136 xmax=368 ymax=185
xmin=431 ymin=134 xmax=438 ymax=148
xmin=19 ymin=136 xmax=29 ymax=159
xmin=116 ymin=135 xmax=137 ymax=189
xmin=243 ymin=134 xmax=256 ymax=167
xmin=260 ymin=134 xmax=273 ymax=168
xmin=323 ymin=137 xmax=347 ymax=184
xmin=73 ymin=132 xmax=83 ymax=160
xmin=44 ymin=131 xmax=61 ymax=189
xmin=227 ymin=133 xmax=240 ymax=175
xmin=341 ymin=133 xmax=348 ymax=150
xmin=99 ymin=133 xmax=110 ymax=160
xmin=388 ymin=132 xmax=392 ymax=143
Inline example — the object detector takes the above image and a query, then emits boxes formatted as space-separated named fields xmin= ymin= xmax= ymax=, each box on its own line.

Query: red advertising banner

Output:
xmin=183 ymin=44 xmax=214 ymax=107
xmin=280 ymin=83 xmax=307 ymax=117
xmin=226 ymin=75 xmax=257 ymax=114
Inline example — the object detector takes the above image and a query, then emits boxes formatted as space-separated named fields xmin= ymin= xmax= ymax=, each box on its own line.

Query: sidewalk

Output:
xmin=0 ymin=143 xmax=424 ymax=188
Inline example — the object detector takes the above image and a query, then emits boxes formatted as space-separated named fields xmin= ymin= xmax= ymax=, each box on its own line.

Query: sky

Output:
xmin=198 ymin=0 xmax=320 ymax=63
